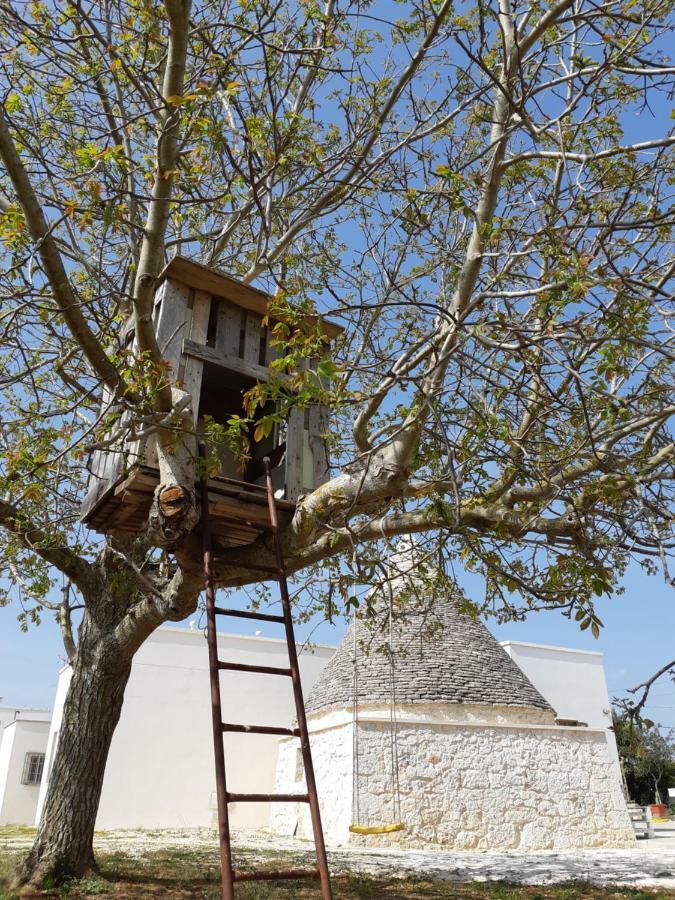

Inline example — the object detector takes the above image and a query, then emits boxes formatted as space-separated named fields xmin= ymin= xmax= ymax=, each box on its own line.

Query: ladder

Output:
xmin=200 ymin=456 xmax=333 ymax=900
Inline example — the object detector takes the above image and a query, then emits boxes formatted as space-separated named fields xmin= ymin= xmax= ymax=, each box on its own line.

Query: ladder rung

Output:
xmin=233 ymin=868 xmax=320 ymax=883
xmin=227 ymin=792 xmax=309 ymax=803
xmin=213 ymin=606 xmax=285 ymax=623
xmin=218 ymin=662 xmax=292 ymax=676
xmin=221 ymin=723 xmax=301 ymax=737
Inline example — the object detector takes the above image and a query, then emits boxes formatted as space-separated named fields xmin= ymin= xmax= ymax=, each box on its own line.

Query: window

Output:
xmin=21 ymin=753 xmax=45 ymax=786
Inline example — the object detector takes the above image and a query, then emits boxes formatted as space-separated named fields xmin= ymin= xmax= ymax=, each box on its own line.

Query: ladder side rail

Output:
xmin=263 ymin=457 xmax=333 ymax=900
xmin=200 ymin=465 xmax=235 ymax=900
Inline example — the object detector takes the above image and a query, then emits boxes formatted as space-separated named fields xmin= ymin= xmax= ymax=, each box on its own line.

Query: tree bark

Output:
xmin=11 ymin=639 xmax=132 ymax=890
xmin=10 ymin=548 xmax=200 ymax=892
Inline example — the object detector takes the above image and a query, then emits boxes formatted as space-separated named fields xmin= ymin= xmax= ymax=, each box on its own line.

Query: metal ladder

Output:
xmin=200 ymin=456 xmax=333 ymax=900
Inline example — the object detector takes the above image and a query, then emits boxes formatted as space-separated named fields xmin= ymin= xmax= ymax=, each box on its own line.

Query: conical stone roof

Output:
xmin=306 ymin=542 xmax=555 ymax=716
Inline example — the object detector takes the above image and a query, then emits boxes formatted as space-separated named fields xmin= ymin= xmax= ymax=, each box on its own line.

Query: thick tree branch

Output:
xmin=132 ymin=0 xmax=191 ymax=414
xmin=0 ymin=499 xmax=93 ymax=592
xmin=0 ymin=108 xmax=124 ymax=394
xmin=215 ymin=496 xmax=583 ymax=587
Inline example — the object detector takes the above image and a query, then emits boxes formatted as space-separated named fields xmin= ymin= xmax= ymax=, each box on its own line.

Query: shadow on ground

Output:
xmin=2 ymin=847 xmax=675 ymax=899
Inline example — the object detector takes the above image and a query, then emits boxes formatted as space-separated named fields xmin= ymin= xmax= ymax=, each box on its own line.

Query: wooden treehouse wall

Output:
xmin=81 ymin=274 xmax=332 ymax=533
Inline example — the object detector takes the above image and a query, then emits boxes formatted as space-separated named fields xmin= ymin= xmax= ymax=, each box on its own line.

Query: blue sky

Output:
xmin=0 ymin=0 xmax=672 ymax=747
xmin=2 ymin=558 xmax=673 ymax=729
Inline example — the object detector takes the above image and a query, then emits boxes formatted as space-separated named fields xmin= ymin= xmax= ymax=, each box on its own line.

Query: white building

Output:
xmin=272 ymin=550 xmax=634 ymax=851
xmin=29 ymin=596 xmax=627 ymax=843
xmin=37 ymin=625 xmax=333 ymax=830
xmin=0 ymin=707 xmax=50 ymax=825
xmin=501 ymin=640 xmax=622 ymax=780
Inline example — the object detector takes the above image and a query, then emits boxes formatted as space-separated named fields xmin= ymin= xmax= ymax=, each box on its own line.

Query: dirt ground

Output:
xmin=1 ymin=847 xmax=675 ymax=900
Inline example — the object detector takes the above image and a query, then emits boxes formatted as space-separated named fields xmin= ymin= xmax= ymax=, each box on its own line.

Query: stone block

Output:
xmin=273 ymin=713 xmax=633 ymax=850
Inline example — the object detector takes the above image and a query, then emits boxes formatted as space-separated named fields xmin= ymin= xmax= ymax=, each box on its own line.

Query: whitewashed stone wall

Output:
xmin=271 ymin=705 xmax=635 ymax=850
xmin=272 ymin=718 xmax=353 ymax=841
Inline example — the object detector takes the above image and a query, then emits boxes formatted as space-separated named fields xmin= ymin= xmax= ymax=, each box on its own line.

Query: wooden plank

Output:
xmin=265 ymin=339 xmax=280 ymax=368
xmin=285 ymin=406 xmax=305 ymax=502
xmin=302 ymin=426 xmax=314 ymax=491
xmin=309 ymin=404 xmax=331 ymax=486
xmin=112 ymin=464 xmax=295 ymax=511
xmin=85 ymin=496 xmax=282 ymax=542
xmin=264 ymin=324 xmax=285 ymax=368
xmin=80 ymin=385 xmax=117 ymax=518
xmin=182 ymin=289 xmax=210 ymax=425
xmin=190 ymin=290 xmax=211 ymax=343
xmin=120 ymin=317 xmax=135 ymax=345
xmin=116 ymin=322 xmax=156 ymax=470
xmin=107 ymin=446 xmax=127 ymax=490
xmin=158 ymin=255 xmax=343 ymax=339
xmin=84 ymin=461 xmax=295 ymax=536
xmin=141 ymin=434 xmax=158 ymax=468
xmin=183 ymin=339 xmax=274 ymax=383
xmin=154 ymin=278 xmax=191 ymax=378
xmin=94 ymin=422 xmax=130 ymax=498
xmin=243 ymin=311 xmax=262 ymax=365
xmin=80 ymin=444 xmax=107 ymax=517
xmin=208 ymin=494 xmax=271 ymax=528
xmin=80 ymin=462 xmax=130 ymax=526
xmin=80 ymin=479 xmax=104 ymax=519
xmin=216 ymin=300 xmax=242 ymax=357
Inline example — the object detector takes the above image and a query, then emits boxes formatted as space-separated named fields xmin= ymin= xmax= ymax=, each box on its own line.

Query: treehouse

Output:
xmin=80 ymin=255 xmax=341 ymax=547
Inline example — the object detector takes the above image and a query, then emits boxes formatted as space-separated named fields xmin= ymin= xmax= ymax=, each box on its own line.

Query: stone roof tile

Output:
xmin=305 ymin=557 xmax=554 ymax=715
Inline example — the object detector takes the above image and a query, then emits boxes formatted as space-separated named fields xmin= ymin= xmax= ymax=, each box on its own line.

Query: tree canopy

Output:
xmin=0 ymin=0 xmax=672 ymax=627
xmin=0 ymin=0 xmax=673 ymax=887
xmin=613 ymin=711 xmax=675 ymax=805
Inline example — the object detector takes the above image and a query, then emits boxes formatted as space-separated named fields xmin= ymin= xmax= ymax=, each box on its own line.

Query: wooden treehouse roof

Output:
xmin=159 ymin=255 xmax=344 ymax=341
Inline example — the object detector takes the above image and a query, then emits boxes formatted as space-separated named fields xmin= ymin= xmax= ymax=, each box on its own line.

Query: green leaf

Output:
xmin=316 ymin=359 xmax=337 ymax=379
xmin=5 ymin=94 xmax=22 ymax=113
xmin=167 ymin=93 xmax=198 ymax=105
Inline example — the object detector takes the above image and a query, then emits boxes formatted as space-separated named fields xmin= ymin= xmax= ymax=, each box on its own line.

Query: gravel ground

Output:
xmin=3 ymin=825 xmax=675 ymax=891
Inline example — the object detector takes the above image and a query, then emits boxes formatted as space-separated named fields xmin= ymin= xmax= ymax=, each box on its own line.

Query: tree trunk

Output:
xmin=12 ymin=643 xmax=132 ymax=890
xmin=654 ymin=777 xmax=662 ymax=806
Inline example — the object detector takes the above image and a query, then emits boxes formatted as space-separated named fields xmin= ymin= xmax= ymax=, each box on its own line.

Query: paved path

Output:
xmin=4 ymin=826 xmax=675 ymax=890
xmin=327 ymin=844 xmax=675 ymax=890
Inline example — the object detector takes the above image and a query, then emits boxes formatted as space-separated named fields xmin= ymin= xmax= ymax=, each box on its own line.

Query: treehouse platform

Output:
xmin=81 ymin=464 xmax=296 ymax=547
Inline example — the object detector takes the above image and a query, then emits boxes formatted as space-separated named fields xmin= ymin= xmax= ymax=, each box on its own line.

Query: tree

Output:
xmin=0 ymin=0 xmax=672 ymax=888
xmin=613 ymin=712 xmax=675 ymax=805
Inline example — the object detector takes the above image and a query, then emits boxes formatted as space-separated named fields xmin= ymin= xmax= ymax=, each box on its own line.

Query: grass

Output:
xmin=0 ymin=829 xmax=35 ymax=840
xmin=1 ymin=847 xmax=675 ymax=899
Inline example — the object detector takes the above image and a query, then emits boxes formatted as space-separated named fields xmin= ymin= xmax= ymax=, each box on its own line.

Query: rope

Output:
xmin=381 ymin=521 xmax=402 ymax=826
xmin=387 ymin=569 xmax=402 ymax=825
xmin=351 ymin=551 xmax=360 ymax=830
xmin=350 ymin=542 xmax=404 ymax=833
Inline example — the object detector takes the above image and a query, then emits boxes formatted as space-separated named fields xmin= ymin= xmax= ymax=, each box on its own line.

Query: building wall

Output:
xmin=0 ymin=707 xmax=24 ymax=735
xmin=0 ymin=719 xmax=50 ymax=825
xmin=273 ymin=712 xmax=354 ymax=841
xmin=273 ymin=706 xmax=634 ymax=850
xmin=34 ymin=668 xmax=70 ymax=828
xmin=501 ymin=641 xmax=622 ymax=777
xmin=0 ymin=707 xmax=50 ymax=735
xmin=38 ymin=626 xmax=333 ymax=830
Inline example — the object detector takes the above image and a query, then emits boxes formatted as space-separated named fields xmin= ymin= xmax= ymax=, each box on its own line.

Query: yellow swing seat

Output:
xmin=349 ymin=823 xmax=406 ymax=835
